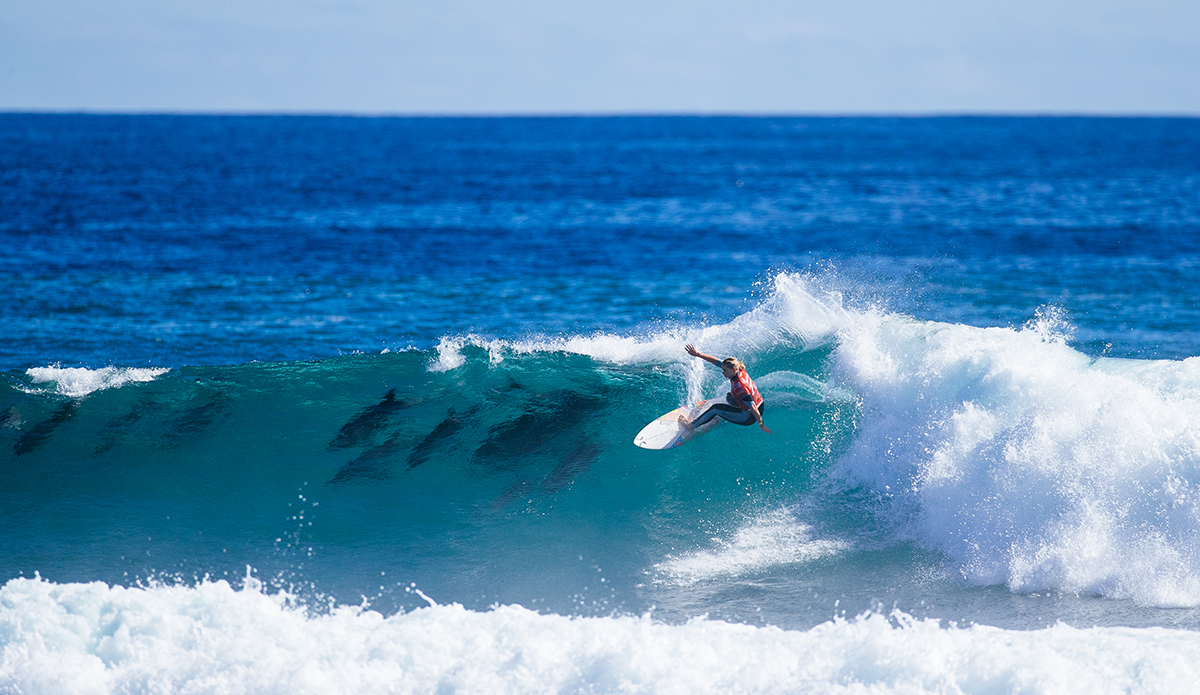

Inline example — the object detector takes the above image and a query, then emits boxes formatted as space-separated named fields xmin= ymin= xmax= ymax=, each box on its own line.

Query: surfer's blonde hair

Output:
xmin=721 ymin=357 xmax=745 ymax=373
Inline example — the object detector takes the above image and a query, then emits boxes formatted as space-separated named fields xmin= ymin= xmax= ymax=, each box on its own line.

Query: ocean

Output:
xmin=3 ymin=114 xmax=1200 ymax=693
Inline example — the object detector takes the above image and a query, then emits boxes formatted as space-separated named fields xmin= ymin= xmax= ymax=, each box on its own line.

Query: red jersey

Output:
xmin=729 ymin=370 xmax=763 ymax=411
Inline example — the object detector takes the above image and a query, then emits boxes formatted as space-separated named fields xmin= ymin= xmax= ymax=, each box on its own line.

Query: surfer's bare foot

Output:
xmin=677 ymin=414 xmax=695 ymax=433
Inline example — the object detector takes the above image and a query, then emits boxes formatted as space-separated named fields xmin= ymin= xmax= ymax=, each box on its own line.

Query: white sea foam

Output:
xmin=826 ymin=292 xmax=1200 ymax=606
xmin=25 ymin=366 xmax=169 ymax=397
xmin=428 ymin=335 xmax=514 ymax=372
xmin=430 ymin=336 xmax=470 ymax=372
xmin=2 ymin=576 xmax=1198 ymax=695
xmin=654 ymin=508 xmax=850 ymax=585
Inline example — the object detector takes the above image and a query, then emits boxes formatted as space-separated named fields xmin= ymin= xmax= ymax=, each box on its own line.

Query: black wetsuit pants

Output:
xmin=691 ymin=401 xmax=765 ymax=428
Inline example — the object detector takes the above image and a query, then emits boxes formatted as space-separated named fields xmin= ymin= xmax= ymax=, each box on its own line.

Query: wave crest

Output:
xmin=25 ymin=366 xmax=169 ymax=397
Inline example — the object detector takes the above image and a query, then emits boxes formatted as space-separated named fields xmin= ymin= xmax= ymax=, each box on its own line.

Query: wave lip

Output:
xmin=25 ymin=366 xmax=169 ymax=397
xmin=5 ymin=576 xmax=1200 ymax=695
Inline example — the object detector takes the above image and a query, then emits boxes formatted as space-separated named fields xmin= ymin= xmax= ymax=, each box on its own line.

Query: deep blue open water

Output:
xmin=3 ymin=114 xmax=1200 ymax=693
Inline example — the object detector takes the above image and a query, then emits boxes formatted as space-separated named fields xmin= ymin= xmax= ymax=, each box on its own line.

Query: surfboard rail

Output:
xmin=633 ymin=398 xmax=725 ymax=449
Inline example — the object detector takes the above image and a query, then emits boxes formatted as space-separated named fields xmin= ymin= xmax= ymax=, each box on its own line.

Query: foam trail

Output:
xmin=655 ymin=508 xmax=850 ymax=585
xmin=3 ymin=576 xmax=1199 ymax=695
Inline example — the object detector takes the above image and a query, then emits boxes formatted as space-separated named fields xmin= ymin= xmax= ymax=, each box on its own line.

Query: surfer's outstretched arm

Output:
xmin=685 ymin=344 xmax=722 ymax=367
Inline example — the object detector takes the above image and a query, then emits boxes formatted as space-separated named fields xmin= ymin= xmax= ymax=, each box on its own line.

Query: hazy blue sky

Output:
xmin=3 ymin=0 xmax=1198 ymax=113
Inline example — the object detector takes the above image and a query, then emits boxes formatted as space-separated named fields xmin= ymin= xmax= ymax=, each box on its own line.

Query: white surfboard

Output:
xmin=633 ymin=397 xmax=725 ymax=450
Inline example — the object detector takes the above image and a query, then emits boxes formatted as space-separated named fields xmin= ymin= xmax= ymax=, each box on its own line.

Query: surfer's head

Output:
xmin=720 ymin=357 xmax=745 ymax=378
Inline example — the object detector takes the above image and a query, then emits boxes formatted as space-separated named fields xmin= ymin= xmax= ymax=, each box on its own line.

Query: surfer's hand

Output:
xmin=685 ymin=343 xmax=699 ymax=357
xmin=760 ymin=423 xmax=773 ymax=434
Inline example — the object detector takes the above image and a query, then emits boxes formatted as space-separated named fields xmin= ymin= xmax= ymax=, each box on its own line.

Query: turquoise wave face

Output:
xmin=0 ymin=344 xmax=850 ymax=623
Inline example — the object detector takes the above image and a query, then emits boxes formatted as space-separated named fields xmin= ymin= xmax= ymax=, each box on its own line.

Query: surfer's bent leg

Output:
xmin=690 ymin=402 xmax=765 ymax=428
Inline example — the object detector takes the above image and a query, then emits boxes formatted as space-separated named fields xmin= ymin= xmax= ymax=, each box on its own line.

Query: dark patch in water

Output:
xmin=14 ymin=401 xmax=79 ymax=455
xmin=328 ymin=389 xmax=419 ymax=450
xmin=541 ymin=439 xmax=601 ymax=494
xmin=407 ymin=404 xmax=483 ymax=470
xmin=472 ymin=390 xmax=606 ymax=467
xmin=92 ymin=400 xmax=152 ymax=455
xmin=329 ymin=432 xmax=407 ymax=485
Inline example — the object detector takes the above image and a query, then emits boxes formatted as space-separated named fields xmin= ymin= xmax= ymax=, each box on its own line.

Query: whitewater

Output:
xmin=8 ymin=576 xmax=1200 ymax=695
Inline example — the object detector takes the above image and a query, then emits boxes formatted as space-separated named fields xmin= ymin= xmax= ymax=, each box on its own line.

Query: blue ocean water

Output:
xmin=4 ymin=114 xmax=1200 ymax=693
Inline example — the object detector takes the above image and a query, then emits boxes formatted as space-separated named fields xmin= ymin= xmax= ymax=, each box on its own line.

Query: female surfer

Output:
xmin=681 ymin=344 xmax=772 ymax=434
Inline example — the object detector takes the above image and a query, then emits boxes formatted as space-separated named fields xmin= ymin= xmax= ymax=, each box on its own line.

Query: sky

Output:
xmin=2 ymin=0 xmax=1198 ymax=114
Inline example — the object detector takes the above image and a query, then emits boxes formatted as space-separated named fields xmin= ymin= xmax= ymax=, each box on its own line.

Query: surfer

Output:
xmin=681 ymin=344 xmax=772 ymax=434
